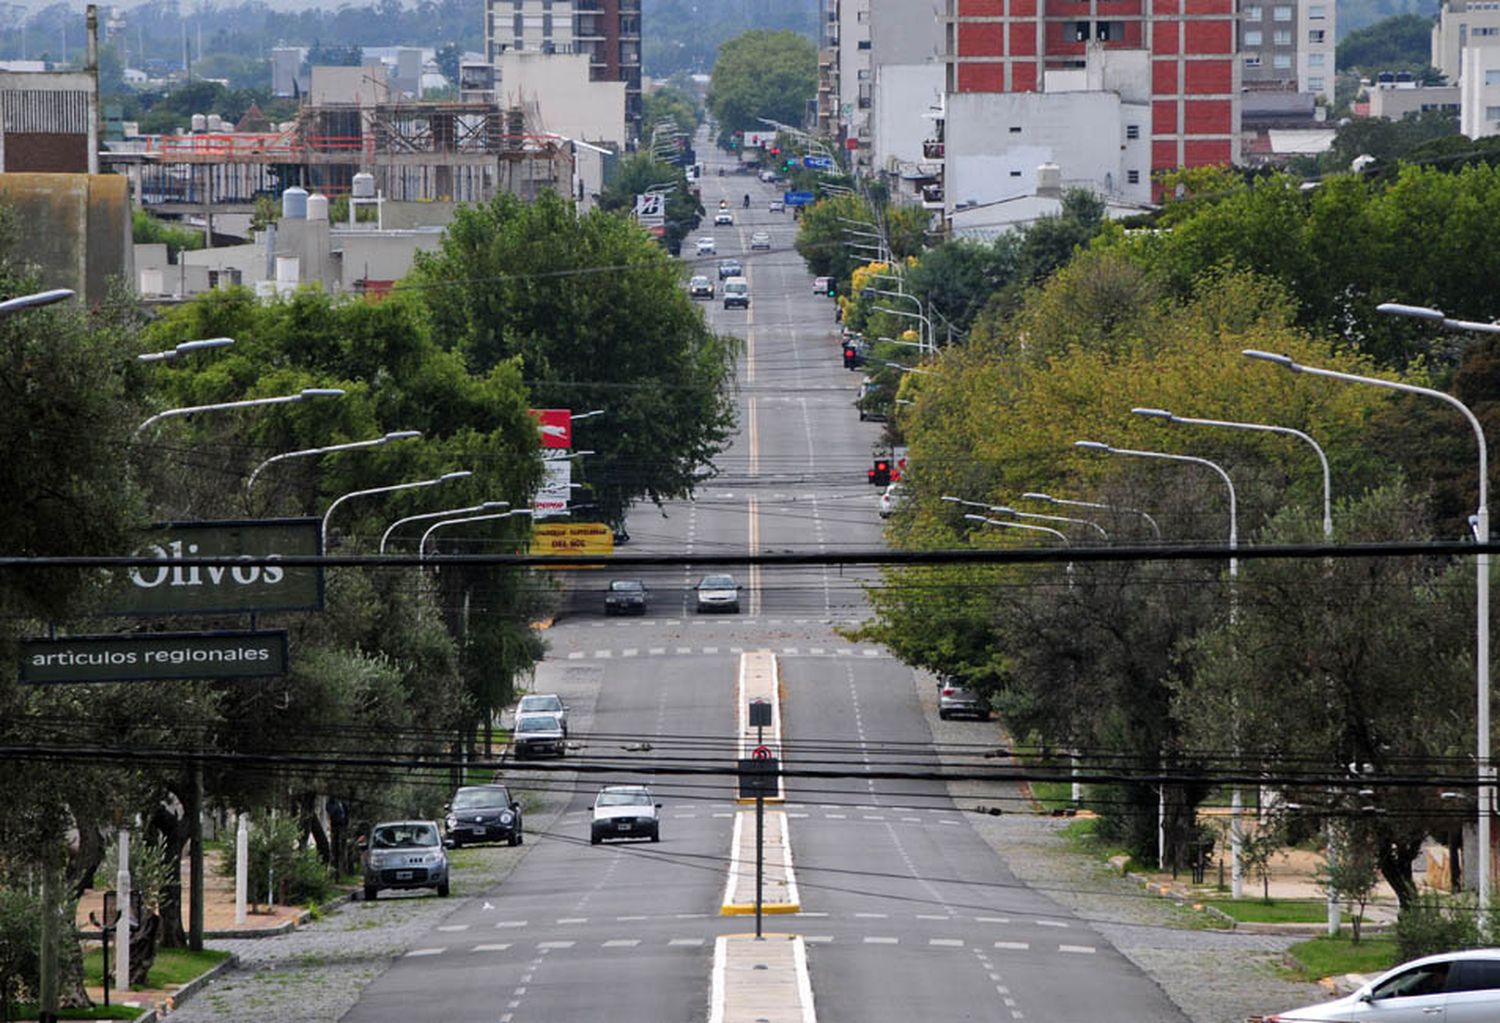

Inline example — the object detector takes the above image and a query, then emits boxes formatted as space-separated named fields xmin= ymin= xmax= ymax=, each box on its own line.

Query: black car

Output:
xmin=717 ymin=258 xmax=744 ymax=280
xmin=605 ymin=579 xmax=649 ymax=615
xmin=444 ymin=784 xmax=524 ymax=847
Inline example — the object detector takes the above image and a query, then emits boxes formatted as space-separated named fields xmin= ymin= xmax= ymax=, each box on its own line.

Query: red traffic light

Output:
xmin=869 ymin=460 xmax=892 ymax=486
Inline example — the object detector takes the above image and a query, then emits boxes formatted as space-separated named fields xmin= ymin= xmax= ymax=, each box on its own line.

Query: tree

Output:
xmin=641 ymin=0 xmax=818 ymax=77
xmin=597 ymin=152 xmax=703 ymax=254
xmin=1337 ymin=14 xmax=1439 ymax=78
xmin=411 ymin=190 xmax=739 ymax=531
xmin=706 ymin=29 xmax=817 ymax=148
xmin=642 ymin=84 xmax=702 ymax=139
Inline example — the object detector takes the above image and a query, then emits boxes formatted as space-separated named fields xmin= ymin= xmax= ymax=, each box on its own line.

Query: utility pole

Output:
xmin=189 ymin=761 xmax=205 ymax=950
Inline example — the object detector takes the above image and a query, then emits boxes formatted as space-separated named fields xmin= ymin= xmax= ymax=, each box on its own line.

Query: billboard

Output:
xmin=536 ymin=456 xmax=572 ymax=518
xmin=634 ymin=192 xmax=665 ymax=227
xmin=20 ymin=630 xmax=290 ymax=684
xmin=742 ymin=131 xmax=776 ymax=149
xmin=532 ymin=522 xmax=614 ymax=556
xmin=104 ymin=519 xmax=323 ymax=616
xmin=529 ymin=408 xmax=573 ymax=449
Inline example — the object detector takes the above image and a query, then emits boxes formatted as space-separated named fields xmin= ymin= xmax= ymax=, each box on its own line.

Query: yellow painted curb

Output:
xmin=720 ymin=901 xmax=801 ymax=916
xmin=735 ymin=796 xmax=786 ymax=805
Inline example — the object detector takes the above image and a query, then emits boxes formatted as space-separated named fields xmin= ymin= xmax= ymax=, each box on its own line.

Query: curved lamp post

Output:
xmin=1378 ymin=302 xmax=1500 ymax=336
xmin=380 ymin=501 xmax=509 ymax=554
xmin=321 ymin=470 xmax=472 ymax=549
xmin=135 ymin=387 xmax=346 ymax=440
xmin=246 ymin=431 xmax=422 ymax=502
xmin=137 ymin=337 xmax=235 ymax=363
xmin=1020 ymin=492 xmax=1161 ymax=540
xmin=942 ymin=495 xmax=1108 ymax=539
xmin=1245 ymin=346 xmax=1493 ymax=919
xmin=420 ymin=509 xmax=535 ymax=562
xmin=0 ymin=288 xmax=75 ymax=315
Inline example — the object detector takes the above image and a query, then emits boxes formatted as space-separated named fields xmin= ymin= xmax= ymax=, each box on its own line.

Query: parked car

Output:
xmin=516 ymin=692 xmax=568 ymax=736
xmin=1261 ymin=948 xmax=1500 ymax=1021
xmin=696 ymin=237 xmax=716 ymax=255
xmin=695 ymin=573 xmax=741 ymax=612
xmin=444 ymin=784 xmax=523 ymax=848
xmin=605 ymin=578 xmax=649 ymax=615
xmin=512 ymin=713 xmax=566 ymax=758
xmin=722 ymin=277 xmax=750 ymax=310
xmin=714 ymin=210 xmax=734 ymax=226
xmin=769 ymin=199 xmax=785 ymax=213
xmin=749 ymin=231 xmax=771 ymax=250
xmin=689 ymin=275 xmax=714 ymax=299
xmin=857 ymin=377 xmax=886 ymax=422
xmin=938 ymin=677 xmax=990 ymax=720
xmin=590 ymin=785 xmax=661 ymax=844
xmin=879 ymin=483 xmax=908 ymax=519
xmin=361 ymin=820 xmax=449 ymax=900
xmin=717 ymin=259 xmax=744 ymax=280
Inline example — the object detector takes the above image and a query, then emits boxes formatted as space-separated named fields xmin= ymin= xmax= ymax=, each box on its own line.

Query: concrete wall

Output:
xmin=0 ymin=173 xmax=131 ymax=306
xmin=872 ymin=64 xmax=944 ymax=173
xmin=1461 ymin=43 xmax=1500 ymax=137
xmin=1367 ymin=83 xmax=1461 ymax=120
xmin=332 ymin=229 xmax=445 ymax=289
xmin=309 ymin=63 xmax=391 ymax=107
xmin=870 ymin=0 xmax=942 ymax=66
xmin=1434 ymin=2 xmax=1500 ymax=83
xmin=497 ymin=51 xmax=626 ymax=146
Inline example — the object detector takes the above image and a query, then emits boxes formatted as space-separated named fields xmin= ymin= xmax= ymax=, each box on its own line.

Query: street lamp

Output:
xmin=1244 ymin=346 xmax=1493 ymax=918
xmin=1020 ymin=492 xmax=1161 ymax=540
xmin=1377 ymin=302 xmax=1500 ymax=336
xmin=135 ymin=387 xmax=345 ymax=439
xmin=942 ymin=496 xmax=1108 ymax=539
xmin=321 ymin=470 xmax=472 ymax=549
xmin=137 ymin=337 xmax=236 ymax=363
xmin=1077 ymin=438 xmax=1244 ymax=896
xmin=380 ymin=501 xmax=509 ymax=554
xmin=0 ymin=288 xmax=75 ymax=315
xmin=420 ymin=509 xmax=535 ymax=562
xmin=961 ymin=513 xmax=1068 ymax=544
xmin=1132 ymin=408 xmax=1332 ymax=539
xmin=863 ymin=287 xmax=932 ymax=352
xmin=570 ymin=410 xmax=605 ymax=422
xmin=246 ymin=431 xmax=422 ymax=501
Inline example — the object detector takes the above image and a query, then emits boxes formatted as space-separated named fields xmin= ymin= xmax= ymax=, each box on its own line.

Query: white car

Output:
xmin=516 ymin=692 xmax=568 ymax=735
xmin=688 ymin=275 xmax=714 ymax=299
xmin=1262 ymin=948 xmax=1500 ymax=1021
xmin=695 ymin=573 xmax=741 ymax=612
xmin=590 ymin=785 xmax=661 ymax=844
xmin=749 ymin=231 xmax=771 ymax=250
xmin=879 ymin=483 xmax=907 ymax=519
xmin=696 ymin=237 xmax=716 ymax=255
xmin=714 ymin=211 xmax=734 ymax=226
xmin=769 ymin=199 xmax=785 ymax=213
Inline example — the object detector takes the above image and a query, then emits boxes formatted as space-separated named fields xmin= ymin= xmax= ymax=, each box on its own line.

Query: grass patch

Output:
xmin=1206 ymin=898 xmax=1353 ymax=925
xmin=1282 ymin=934 xmax=1400 ymax=980
xmin=2 ymin=1005 xmax=146 ymax=1020
xmin=1029 ymin=780 xmax=1074 ymax=812
xmin=83 ymin=947 xmax=230 ymax=989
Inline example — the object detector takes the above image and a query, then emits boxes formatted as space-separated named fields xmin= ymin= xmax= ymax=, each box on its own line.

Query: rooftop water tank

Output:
xmin=1036 ymin=162 xmax=1062 ymax=197
xmin=206 ymin=114 xmax=224 ymax=132
xmin=190 ymin=113 xmax=208 ymax=132
xmin=306 ymin=192 xmax=329 ymax=221
xmin=282 ymin=186 xmax=308 ymax=220
xmin=352 ymin=172 xmax=376 ymax=199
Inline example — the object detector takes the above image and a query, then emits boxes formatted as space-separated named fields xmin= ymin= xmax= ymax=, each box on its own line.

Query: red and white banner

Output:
xmin=530 ymin=409 xmax=572 ymax=449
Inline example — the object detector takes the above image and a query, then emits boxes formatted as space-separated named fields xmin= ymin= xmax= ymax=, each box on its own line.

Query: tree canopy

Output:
xmin=706 ymin=29 xmax=817 ymax=148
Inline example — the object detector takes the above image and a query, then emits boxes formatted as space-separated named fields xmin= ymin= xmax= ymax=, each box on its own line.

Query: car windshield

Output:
xmin=452 ymin=788 xmax=511 ymax=810
xmin=610 ymin=580 xmax=644 ymax=592
xmin=597 ymin=790 xmax=652 ymax=807
xmin=701 ymin=575 xmax=736 ymax=589
xmin=519 ymin=695 xmax=562 ymax=713
xmin=517 ymin=715 xmax=559 ymax=732
xmin=371 ymin=823 xmax=438 ymax=848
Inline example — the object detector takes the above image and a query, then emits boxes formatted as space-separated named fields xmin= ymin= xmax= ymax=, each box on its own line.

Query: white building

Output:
xmin=867 ymin=0 xmax=945 ymax=201
xmin=1433 ymin=0 xmax=1500 ymax=85
xmin=1460 ymin=43 xmax=1500 ymax=136
xmin=496 ymin=50 xmax=627 ymax=149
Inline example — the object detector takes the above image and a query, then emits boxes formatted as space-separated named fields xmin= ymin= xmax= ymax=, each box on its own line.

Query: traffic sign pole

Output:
xmin=755 ymin=790 xmax=765 ymax=939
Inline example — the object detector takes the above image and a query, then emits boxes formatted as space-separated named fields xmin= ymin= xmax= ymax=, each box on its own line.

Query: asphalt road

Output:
xmin=342 ymin=140 xmax=1192 ymax=1023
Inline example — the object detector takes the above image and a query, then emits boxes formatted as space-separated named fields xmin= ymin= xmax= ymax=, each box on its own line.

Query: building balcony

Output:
xmin=921 ymin=183 xmax=944 ymax=207
xmin=922 ymin=139 xmax=944 ymax=159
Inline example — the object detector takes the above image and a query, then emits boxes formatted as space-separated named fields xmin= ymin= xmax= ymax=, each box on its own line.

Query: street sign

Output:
xmin=529 ymin=408 xmax=573 ymax=449
xmin=634 ymin=192 xmax=664 ymax=227
xmin=535 ymin=457 xmax=572 ymax=518
xmin=531 ymin=522 xmax=614 ymax=556
xmin=783 ymin=191 xmax=815 ymax=207
xmin=104 ymin=519 xmax=322 ymax=616
xmin=802 ymin=154 xmax=835 ymax=171
xmin=738 ymin=757 xmax=780 ymax=799
xmin=752 ymin=744 xmax=772 ymax=760
xmin=749 ymin=699 xmax=773 ymax=728
xmin=742 ymin=130 xmax=776 ymax=149
xmin=20 ymin=630 xmax=289 ymax=684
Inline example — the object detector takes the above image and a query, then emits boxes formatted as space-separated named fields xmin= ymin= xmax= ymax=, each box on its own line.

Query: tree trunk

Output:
xmin=127 ymin=914 xmax=160 ymax=988
xmin=152 ymin=793 xmax=189 ymax=949
xmin=1378 ymin=841 xmax=1421 ymax=909
xmin=296 ymin=792 xmax=331 ymax=863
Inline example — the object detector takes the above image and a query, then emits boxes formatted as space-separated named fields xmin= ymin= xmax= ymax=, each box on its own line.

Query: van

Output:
xmin=723 ymin=277 xmax=750 ymax=309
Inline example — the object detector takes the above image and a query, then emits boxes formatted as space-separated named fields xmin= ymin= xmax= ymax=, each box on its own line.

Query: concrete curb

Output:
xmin=1122 ymin=869 xmax=1395 ymax=936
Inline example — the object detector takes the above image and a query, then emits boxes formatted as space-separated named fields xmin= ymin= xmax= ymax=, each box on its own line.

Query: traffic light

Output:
xmin=869 ymin=459 xmax=892 ymax=487
xmin=843 ymin=344 xmax=858 ymax=369
xmin=826 ymin=278 xmax=838 ymax=297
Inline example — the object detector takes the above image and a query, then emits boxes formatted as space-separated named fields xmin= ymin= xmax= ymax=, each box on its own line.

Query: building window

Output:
xmin=1308 ymin=52 xmax=1324 ymax=65
xmin=1273 ymin=29 xmax=1291 ymax=44
xmin=1273 ymin=53 xmax=1292 ymax=68
xmin=1488 ymin=105 xmax=1500 ymax=121
xmin=1244 ymin=5 xmax=1263 ymax=17
xmin=1272 ymin=5 xmax=1292 ymax=19
xmin=1308 ymin=76 xmax=1325 ymax=90
xmin=1074 ymin=21 xmax=1090 ymax=40
xmin=1127 ymin=169 xmax=1140 ymax=184
xmin=514 ymin=13 xmax=523 ymax=36
xmin=543 ymin=13 xmax=552 ymax=35
xmin=1010 ymin=170 xmax=1022 ymax=176
xmin=858 ymin=39 xmax=872 ymax=49
xmin=1488 ymin=69 xmax=1500 ymax=84
xmin=1309 ymin=29 xmax=1325 ymax=42
xmin=1244 ymin=29 xmax=1263 ymax=44
xmin=1308 ymin=4 xmax=1326 ymax=17
xmin=1245 ymin=54 xmax=1262 ymax=68
xmin=1125 ymin=124 xmax=1140 ymax=139
xmin=1009 ymin=125 xmax=1023 ymax=133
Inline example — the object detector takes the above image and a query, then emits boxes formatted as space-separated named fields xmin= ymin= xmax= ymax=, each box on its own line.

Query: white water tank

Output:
xmin=352 ymin=172 xmax=376 ymax=198
xmin=206 ymin=114 xmax=224 ymax=132
xmin=190 ymin=113 xmax=208 ymax=132
xmin=282 ymin=186 xmax=308 ymax=220
xmin=1036 ymin=163 xmax=1062 ymax=197
xmin=306 ymin=192 xmax=329 ymax=221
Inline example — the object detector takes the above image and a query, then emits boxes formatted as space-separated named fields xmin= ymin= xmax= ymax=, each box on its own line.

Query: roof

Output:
xmin=1268 ymin=129 xmax=1337 ymax=154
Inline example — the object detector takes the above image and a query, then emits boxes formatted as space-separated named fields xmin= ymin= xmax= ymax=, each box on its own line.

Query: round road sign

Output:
xmin=751 ymin=745 xmax=773 ymax=760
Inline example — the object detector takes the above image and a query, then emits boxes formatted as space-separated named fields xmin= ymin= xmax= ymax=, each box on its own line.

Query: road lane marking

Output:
xmin=1035 ymin=920 xmax=1068 ymax=928
xmin=496 ymin=920 xmax=526 ymax=928
xmin=405 ymin=948 xmax=443 ymax=957
xmin=670 ymin=938 xmax=705 ymax=946
xmin=1059 ymin=944 xmax=1096 ymax=954
xmin=864 ymin=936 xmax=898 ymax=944
xmin=538 ymin=940 xmax=575 ymax=950
xmin=436 ymin=924 xmax=469 ymax=932
xmin=604 ymin=939 xmax=641 ymax=948
xmin=930 ymin=938 xmax=965 ymax=947
xmin=473 ymin=943 xmax=511 ymax=952
xmin=994 ymin=941 xmax=1030 ymax=950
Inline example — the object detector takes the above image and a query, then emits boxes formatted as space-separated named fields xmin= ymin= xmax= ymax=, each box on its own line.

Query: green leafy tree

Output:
xmin=641 ymin=0 xmax=817 ymax=77
xmin=707 ymin=29 xmax=817 ymax=148
xmin=642 ymin=84 xmax=702 ymax=139
xmin=598 ymin=152 xmax=704 ymax=254
xmin=411 ymin=190 xmax=738 ymax=531
xmin=1337 ymin=13 xmax=1439 ymax=77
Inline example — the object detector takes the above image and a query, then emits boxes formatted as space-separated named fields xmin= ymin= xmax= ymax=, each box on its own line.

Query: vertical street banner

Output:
xmin=536 ymin=455 xmax=572 ymax=518
xmin=529 ymin=408 xmax=573 ymax=449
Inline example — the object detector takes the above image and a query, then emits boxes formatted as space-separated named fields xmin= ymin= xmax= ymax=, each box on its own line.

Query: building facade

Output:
xmin=1237 ymin=0 xmax=1334 ymax=104
xmin=483 ymin=0 xmax=642 ymax=139
xmin=1433 ymin=0 xmax=1500 ymax=84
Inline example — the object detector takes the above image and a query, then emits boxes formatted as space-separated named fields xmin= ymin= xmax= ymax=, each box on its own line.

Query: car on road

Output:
xmin=717 ymin=258 xmax=743 ymax=280
xmin=814 ymin=276 xmax=834 ymax=296
xmin=444 ymin=784 xmax=523 ymax=848
xmin=605 ymin=578 xmax=649 ymax=615
xmin=361 ymin=820 xmax=449 ymax=900
xmin=590 ymin=785 xmax=661 ymax=844
xmin=759 ymin=169 xmax=779 ymax=183
xmin=769 ymin=199 xmax=785 ymax=213
xmin=938 ymin=677 xmax=991 ymax=720
xmin=857 ymin=377 xmax=886 ymax=422
xmin=722 ymin=277 xmax=750 ymax=310
xmin=749 ymin=231 xmax=772 ymax=250
xmin=516 ymin=692 xmax=568 ymax=736
xmin=689 ymin=275 xmax=714 ymax=299
xmin=879 ymin=483 xmax=908 ymax=519
xmin=695 ymin=573 xmax=742 ymax=613
xmin=512 ymin=713 xmax=566 ymax=758
xmin=1261 ymin=948 xmax=1500 ymax=1021
xmin=696 ymin=237 xmax=716 ymax=255
xmin=714 ymin=210 xmax=734 ymax=226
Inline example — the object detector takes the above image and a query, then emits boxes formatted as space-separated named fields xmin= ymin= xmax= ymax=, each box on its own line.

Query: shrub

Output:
xmin=225 ymin=813 xmax=333 ymax=907
xmin=0 ymin=887 xmax=42 ymax=1007
xmin=1395 ymin=892 xmax=1479 ymax=961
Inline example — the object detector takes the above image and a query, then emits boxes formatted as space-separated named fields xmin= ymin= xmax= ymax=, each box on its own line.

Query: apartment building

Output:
xmin=483 ymin=0 xmax=642 ymax=139
xmin=1238 ymin=0 xmax=1335 ymax=104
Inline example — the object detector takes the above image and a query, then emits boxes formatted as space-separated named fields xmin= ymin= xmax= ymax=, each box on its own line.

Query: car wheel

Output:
xmin=448 ymin=838 xmax=463 ymax=850
xmin=437 ymin=881 xmax=450 ymax=897
xmin=590 ymin=833 xmax=601 ymax=846
xmin=510 ymin=832 xmax=522 ymax=847
xmin=729 ymin=603 xmax=740 ymax=614
xmin=650 ymin=828 xmax=661 ymax=843
xmin=939 ymin=710 xmax=950 ymax=720
xmin=364 ymin=885 xmax=378 ymax=902
xmin=980 ymin=710 xmax=992 ymax=721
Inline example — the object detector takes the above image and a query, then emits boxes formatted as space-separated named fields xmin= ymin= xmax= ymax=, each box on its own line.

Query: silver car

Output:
xmin=1262 ymin=948 xmax=1500 ymax=1021
xmin=361 ymin=820 xmax=449 ymax=900
xmin=695 ymin=573 xmax=741 ymax=613
xmin=512 ymin=713 xmax=566 ymax=758
xmin=590 ymin=785 xmax=661 ymax=844
xmin=938 ymin=677 xmax=990 ymax=720
xmin=516 ymin=693 xmax=568 ymax=736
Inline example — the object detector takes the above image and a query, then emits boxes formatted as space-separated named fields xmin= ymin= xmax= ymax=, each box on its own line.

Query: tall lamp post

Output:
xmin=380 ymin=501 xmax=510 ymax=554
xmin=1245 ymin=346 xmax=1493 ymax=919
xmin=321 ymin=471 xmax=472 ymax=549
xmin=1077 ymin=438 xmax=1245 ymax=896
xmin=0 ymin=288 xmax=75 ymax=315
xmin=420 ymin=509 xmax=535 ymax=562
xmin=1020 ymin=492 xmax=1162 ymax=539
xmin=135 ymin=387 xmax=346 ymax=439
xmin=246 ymin=431 xmax=422 ymax=503
xmin=137 ymin=337 xmax=235 ymax=363
xmin=942 ymin=495 xmax=1108 ymax=539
